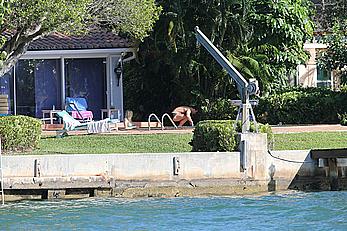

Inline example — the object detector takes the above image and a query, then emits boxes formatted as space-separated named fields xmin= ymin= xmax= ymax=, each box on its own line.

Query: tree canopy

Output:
xmin=313 ymin=0 xmax=347 ymax=31
xmin=0 ymin=0 xmax=161 ymax=76
xmin=124 ymin=0 xmax=313 ymax=119
xmin=317 ymin=24 xmax=347 ymax=85
xmin=315 ymin=0 xmax=347 ymax=86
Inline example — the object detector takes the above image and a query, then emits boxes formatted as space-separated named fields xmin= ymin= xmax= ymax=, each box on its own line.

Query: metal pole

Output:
xmin=60 ymin=57 xmax=65 ymax=110
xmin=241 ymin=89 xmax=250 ymax=133
xmin=105 ymin=56 xmax=111 ymax=110
xmin=241 ymin=102 xmax=250 ymax=133
xmin=119 ymin=54 xmax=124 ymax=122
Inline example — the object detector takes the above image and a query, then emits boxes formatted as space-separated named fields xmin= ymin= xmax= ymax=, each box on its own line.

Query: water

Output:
xmin=0 ymin=191 xmax=347 ymax=230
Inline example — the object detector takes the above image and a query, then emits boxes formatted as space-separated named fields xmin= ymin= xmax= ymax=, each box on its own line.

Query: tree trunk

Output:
xmin=0 ymin=26 xmax=46 ymax=77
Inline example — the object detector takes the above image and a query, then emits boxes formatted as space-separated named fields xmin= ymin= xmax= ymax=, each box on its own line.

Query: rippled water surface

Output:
xmin=0 ymin=191 xmax=347 ymax=230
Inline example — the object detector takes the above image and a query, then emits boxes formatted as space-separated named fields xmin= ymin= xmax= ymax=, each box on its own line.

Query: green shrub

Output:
xmin=0 ymin=115 xmax=42 ymax=152
xmin=191 ymin=120 xmax=235 ymax=152
xmin=338 ymin=113 xmax=347 ymax=126
xmin=190 ymin=120 xmax=273 ymax=152
xmin=255 ymin=87 xmax=347 ymax=124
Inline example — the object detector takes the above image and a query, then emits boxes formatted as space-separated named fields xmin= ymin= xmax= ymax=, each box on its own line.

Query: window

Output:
xmin=16 ymin=59 xmax=61 ymax=117
xmin=317 ymin=67 xmax=331 ymax=88
xmin=0 ymin=69 xmax=14 ymax=114
xmin=15 ymin=60 xmax=37 ymax=116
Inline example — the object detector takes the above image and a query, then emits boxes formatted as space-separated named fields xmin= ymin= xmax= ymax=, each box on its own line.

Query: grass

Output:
xmin=29 ymin=133 xmax=193 ymax=154
xmin=16 ymin=131 xmax=347 ymax=155
xmin=273 ymin=131 xmax=347 ymax=150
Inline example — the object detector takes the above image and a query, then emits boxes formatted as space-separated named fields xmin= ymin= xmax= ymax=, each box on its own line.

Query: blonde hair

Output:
xmin=125 ymin=110 xmax=133 ymax=121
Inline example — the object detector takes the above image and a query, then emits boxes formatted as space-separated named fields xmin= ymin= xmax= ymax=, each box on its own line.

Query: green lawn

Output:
xmin=20 ymin=131 xmax=347 ymax=155
xmin=273 ymin=131 xmax=347 ymax=150
xmin=31 ymin=133 xmax=193 ymax=154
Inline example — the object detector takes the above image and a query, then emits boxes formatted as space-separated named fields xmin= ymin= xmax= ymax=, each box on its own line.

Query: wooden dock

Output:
xmin=311 ymin=148 xmax=347 ymax=159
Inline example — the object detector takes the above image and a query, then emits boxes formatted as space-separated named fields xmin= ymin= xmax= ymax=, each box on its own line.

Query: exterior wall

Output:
xmin=298 ymin=47 xmax=317 ymax=87
xmin=332 ymin=70 xmax=340 ymax=89
xmin=298 ymin=43 xmax=334 ymax=89
xmin=110 ymin=56 xmax=124 ymax=121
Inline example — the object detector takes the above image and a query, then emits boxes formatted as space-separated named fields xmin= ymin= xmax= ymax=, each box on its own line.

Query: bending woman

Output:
xmin=172 ymin=106 xmax=197 ymax=127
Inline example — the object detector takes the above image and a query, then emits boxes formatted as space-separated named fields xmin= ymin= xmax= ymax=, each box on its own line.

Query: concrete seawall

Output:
xmin=0 ymin=149 xmax=324 ymax=201
xmin=1 ymin=133 xmax=345 ymax=201
xmin=3 ymin=152 xmax=241 ymax=180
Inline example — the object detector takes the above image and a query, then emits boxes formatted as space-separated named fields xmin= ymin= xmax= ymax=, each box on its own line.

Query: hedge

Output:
xmin=255 ymin=87 xmax=347 ymax=125
xmin=190 ymin=120 xmax=273 ymax=152
xmin=0 ymin=115 xmax=42 ymax=152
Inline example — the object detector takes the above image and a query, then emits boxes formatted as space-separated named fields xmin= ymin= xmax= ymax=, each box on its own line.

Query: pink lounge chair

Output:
xmin=65 ymin=97 xmax=93 ymax=122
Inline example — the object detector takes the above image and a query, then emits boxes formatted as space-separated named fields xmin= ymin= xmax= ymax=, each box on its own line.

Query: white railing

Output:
xmin=161 ymin=113 xmax=177 ymax=130
xmin=148 ymin=113 xmax=162 ymax=130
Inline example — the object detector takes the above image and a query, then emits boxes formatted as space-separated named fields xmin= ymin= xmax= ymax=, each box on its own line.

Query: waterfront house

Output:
xmin=0 ymin=30 xmax=137 ymax=120
xmin=296 ymin=0 xmax=341 ymax=90
xmin=297 ymin=41 xmax=334 ymax=88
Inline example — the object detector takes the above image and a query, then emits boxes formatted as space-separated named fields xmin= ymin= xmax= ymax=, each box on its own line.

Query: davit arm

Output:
xmin=194 ymin=26 xmax=259 ymax=132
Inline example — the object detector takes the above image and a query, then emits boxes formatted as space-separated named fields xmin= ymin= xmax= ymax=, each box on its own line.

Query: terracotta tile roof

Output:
xmin=28 ymin=31 xmax=135 ymax=50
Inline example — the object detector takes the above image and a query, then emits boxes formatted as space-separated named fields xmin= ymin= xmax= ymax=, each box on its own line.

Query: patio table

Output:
xmin=42 ymin=109 xmax=62 ymax=124
xmin=101 ymin=108 xmax=121 ymax=120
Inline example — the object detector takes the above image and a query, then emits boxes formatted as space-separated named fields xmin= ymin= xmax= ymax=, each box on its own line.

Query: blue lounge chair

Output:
xmin=56 ymin=110 xmax=110 ymax=137
xmin=65 ymin=97 xmax=93 ymax=122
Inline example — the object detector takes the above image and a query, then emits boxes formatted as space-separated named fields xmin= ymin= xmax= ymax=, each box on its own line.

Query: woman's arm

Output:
xmin=186 ymin=109 xmax=194 ymax=126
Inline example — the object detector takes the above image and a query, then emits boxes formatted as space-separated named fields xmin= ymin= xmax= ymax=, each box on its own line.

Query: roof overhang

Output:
xmin=21 ymin=47 xmax=137 ymax=61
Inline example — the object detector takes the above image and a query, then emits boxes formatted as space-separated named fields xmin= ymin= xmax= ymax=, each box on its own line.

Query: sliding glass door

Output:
xmin=65 ymin=58 xmax=106 ymax=119
xmin=2 ymin=58 xmax=106 ymax=119
xmin=15 ymin=59 xmax=61 ymax=117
